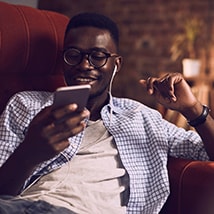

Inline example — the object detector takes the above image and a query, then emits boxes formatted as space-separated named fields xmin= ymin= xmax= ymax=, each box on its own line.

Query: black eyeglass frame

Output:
xmin=63 ymin=48 xmax=118 ymax=68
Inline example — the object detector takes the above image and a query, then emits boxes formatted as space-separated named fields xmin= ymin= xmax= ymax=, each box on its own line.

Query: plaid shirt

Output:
xmin=0 ymin=91 xmax=209 ymax=214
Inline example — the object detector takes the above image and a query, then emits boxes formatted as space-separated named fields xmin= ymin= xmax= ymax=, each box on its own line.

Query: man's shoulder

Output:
xmin=112 ymin=96 xmax=161 ymax=116
xmin=11 ymin=90 xmax=52 ymax=101
xmin=13 ymin=90 xmax=53 ymax=100
xmin=7 ymin=90 xmax=53 ymax=110
xmin=112 ymin=97 xmax=146 ymax=110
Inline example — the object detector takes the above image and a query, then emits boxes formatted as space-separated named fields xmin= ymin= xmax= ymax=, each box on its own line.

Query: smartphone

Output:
xmin=53 ymin=85 xmax=91 ymax=111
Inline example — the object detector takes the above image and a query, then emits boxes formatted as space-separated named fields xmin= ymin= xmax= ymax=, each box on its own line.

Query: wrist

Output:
xmin=182 ymin=102 xmax=203 ymax=120
xmin=16 ymin=141 xmax=40 ymax=167
xmin=187 ymin=105 xmax=210 ymax=127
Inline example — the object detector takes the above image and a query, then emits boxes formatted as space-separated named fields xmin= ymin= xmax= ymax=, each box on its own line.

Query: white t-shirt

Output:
xmin=19 ymin=120 xmax=129 ymax=214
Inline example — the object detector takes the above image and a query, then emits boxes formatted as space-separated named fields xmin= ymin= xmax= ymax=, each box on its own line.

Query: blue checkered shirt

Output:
xmin=0 ymin=91 xmax=209 ymax=213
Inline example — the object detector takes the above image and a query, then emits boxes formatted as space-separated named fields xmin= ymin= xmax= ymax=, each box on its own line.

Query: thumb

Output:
xmin=139 ymin=79 xmax=154 ymax=95
xmin=139 ymin=79 xmax=147 ymax=87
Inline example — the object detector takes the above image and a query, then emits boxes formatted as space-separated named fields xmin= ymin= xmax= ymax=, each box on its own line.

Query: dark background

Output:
xmin=38 ymin=0 xmax=214 ymax=108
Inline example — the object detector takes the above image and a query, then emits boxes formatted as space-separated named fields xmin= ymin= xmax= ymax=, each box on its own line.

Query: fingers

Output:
xmin=29 ymin=104 xmax=89 ymax=147
xmin=51 ymin=103 xmax=78 ymax=121
xmin=154 ymin=74 xmax=176 ymax=102
xmin=44 ymin=120 xmax=85 ymax=146
xmin=139 ymin=77 xmax=154 ymax=95
xmin=22 ymin=104 xmax=90 ymax=164
xmin=140 ymin=73 xmax=184 ymax=102
xmin=47 ymin=109 xmax=89 ymax=137
xmin=46 ymin=104 xmax=90 ymax=140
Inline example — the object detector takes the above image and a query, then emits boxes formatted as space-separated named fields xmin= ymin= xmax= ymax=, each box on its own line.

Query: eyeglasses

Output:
xmin=63 ymin=48 xmax=118 ymax=68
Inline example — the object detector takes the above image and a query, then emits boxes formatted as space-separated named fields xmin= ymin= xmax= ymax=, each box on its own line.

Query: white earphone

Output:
xmin=112 ymin=65 xmax=118 ymax=77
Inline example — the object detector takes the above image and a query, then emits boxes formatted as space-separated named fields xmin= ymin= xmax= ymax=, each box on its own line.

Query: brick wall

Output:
xmin=39 ymin=0 xmax=214 ymax=108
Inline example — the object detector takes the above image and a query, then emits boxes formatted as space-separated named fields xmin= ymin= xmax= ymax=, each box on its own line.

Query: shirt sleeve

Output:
xmin=163 ymin=118 xmax=209 ymax=161
xmin=0 ymin=91 xmax=52 ymax=167
xmin=0 ymin=96 xmax=27 ymax=166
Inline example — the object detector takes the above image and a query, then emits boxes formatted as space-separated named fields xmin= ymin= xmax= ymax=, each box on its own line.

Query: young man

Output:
xmin=0 ymin=12 xmax=214 ymax=214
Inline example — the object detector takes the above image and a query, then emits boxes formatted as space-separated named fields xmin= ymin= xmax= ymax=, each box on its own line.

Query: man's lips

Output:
xmin=75 ymin=76 xmax=98 ymax=83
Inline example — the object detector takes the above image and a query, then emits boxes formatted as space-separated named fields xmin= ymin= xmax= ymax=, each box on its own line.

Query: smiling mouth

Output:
xmin=75 ymin=77 xmax=98 ymax=84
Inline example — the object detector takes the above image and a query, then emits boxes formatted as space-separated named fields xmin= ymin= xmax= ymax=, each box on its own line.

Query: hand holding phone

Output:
xmin=52 ymin=85 xmax=91 ymax=111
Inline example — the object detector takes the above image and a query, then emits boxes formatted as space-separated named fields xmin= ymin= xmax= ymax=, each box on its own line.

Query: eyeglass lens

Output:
xmin=64 ymin=48 xmax=111 ymax=68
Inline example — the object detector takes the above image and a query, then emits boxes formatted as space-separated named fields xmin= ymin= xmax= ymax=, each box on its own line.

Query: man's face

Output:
xmin=63 ymin=26 xmax=120 ymax=99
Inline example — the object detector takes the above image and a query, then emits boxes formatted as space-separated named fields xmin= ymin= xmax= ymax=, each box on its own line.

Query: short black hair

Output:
xmin=65 ymin=12 xmax=119 ymax=49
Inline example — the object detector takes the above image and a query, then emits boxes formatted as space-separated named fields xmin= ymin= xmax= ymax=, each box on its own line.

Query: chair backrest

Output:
xmin=0 ymin=2 xmax=69 ymax=114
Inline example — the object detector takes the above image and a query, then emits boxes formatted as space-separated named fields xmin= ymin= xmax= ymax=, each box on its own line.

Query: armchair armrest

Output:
xmin=161 ymin=157 xmax=214 ymax=214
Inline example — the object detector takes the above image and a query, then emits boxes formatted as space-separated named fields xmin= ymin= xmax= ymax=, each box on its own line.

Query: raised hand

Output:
xmin=139 ymin=73 xmax=199 ymax=116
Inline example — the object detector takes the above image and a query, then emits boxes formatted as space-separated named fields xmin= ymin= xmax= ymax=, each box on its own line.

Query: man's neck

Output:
xmin=87 ymin=94 xmax=109 ymax=121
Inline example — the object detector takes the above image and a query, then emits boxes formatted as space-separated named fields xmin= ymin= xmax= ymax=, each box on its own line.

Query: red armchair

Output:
xmin=1 ymin=2 xmax=214 ymax=214
xmin=0 ymin=1 xmax=67 ymax=114
xmin=160 ymin=157 xmax=214 ymax=214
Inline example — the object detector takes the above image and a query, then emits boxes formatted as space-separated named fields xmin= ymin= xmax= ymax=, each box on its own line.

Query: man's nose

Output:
xmin=79 ymin=54 xmax=93 ymax=69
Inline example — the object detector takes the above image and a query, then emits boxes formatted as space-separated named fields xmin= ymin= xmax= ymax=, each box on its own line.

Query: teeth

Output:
xmin=76 ymin=77 xmax=95 ymax=82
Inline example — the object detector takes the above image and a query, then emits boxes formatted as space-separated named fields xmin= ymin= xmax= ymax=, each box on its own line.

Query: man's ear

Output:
xmin=114 ymin=56 xmax=123 ymax=73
